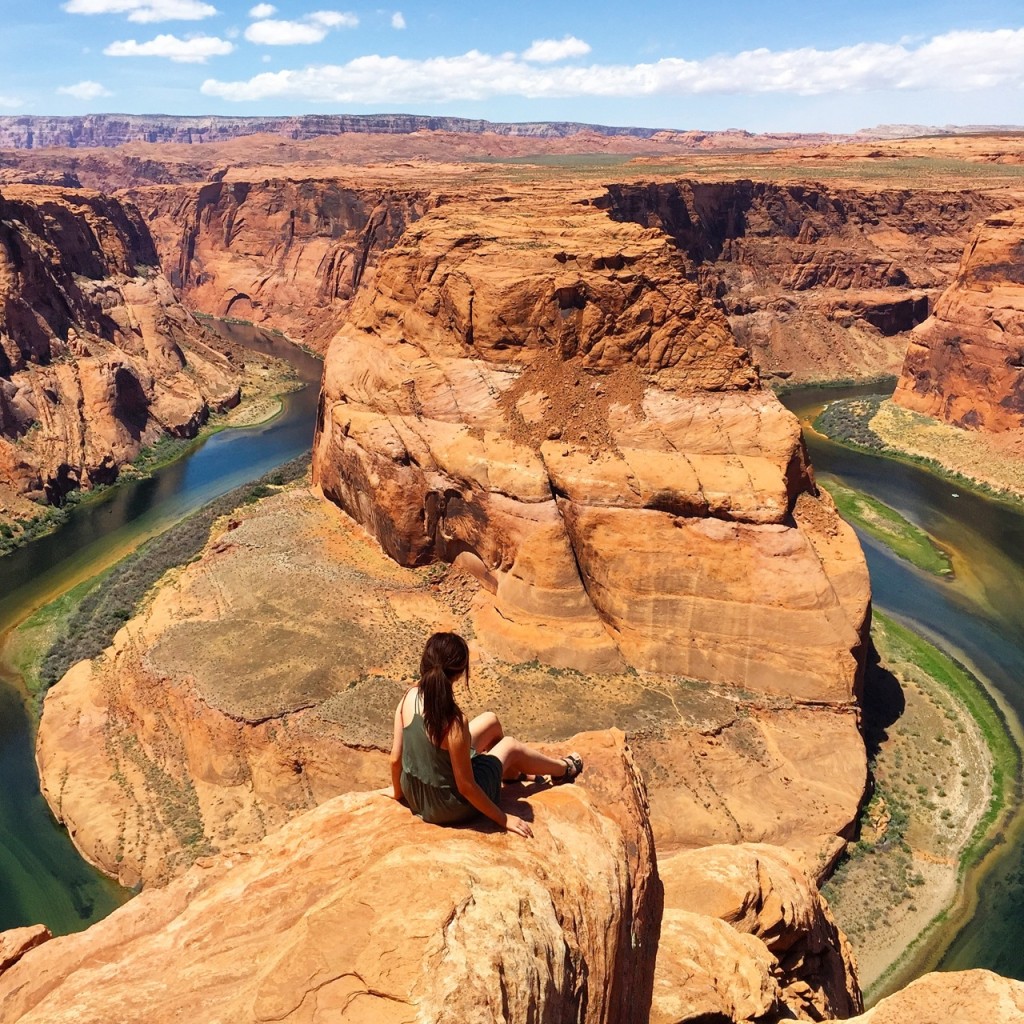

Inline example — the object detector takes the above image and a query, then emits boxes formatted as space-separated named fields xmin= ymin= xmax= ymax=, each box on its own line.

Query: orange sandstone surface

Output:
xmin=896 ymin=209 xmax=1024 ymax=430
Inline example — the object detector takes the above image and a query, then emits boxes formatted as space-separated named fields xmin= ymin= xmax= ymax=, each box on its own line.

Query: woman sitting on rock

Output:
xmin=390 ymin=631 xmax=583 ymax=838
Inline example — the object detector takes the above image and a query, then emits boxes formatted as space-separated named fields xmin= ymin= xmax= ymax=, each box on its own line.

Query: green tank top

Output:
xmin=400 ymin=698 xmax=476 ymax=825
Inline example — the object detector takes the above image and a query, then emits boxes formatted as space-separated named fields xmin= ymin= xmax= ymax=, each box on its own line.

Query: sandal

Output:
xmin=552 ymin=753 xmax=583 ymax=784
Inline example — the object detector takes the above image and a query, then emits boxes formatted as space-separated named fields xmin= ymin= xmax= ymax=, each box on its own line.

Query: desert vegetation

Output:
xmin=17 ymin=456 xmax=310 ymax=708
xmin=820 ymin=480 xmax=953 ymax=576
xmin=824 ymin=611 xmax=1021 ymax=998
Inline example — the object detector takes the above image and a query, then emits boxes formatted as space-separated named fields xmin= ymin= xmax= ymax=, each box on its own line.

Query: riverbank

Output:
xmin=0 ymin=339 xmax=303 ymax=558
xmin=823 ymin=611 xmax=1021 ymax=1002
xmin=814 ymin=396 xmax=1024 ymax=506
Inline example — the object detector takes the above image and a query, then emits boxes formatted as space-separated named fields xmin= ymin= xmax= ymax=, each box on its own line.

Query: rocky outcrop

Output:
xmin=6 ymin=731 xmax=660 ymax=1024
xmin=653 ymin=844 xmax=860 ymax=1023
xmin=603 ymin=181 xmax=1011 ymax=382
xmin=126 ymin=179 xmax=429 ymax=350
xmin=36 ymin=486 xmax=866 ymax=888
xmin=312 ymin=184 xmax=870 ymax=699
xmin=840 ymin=969 xmax=1024 ymax=1023
xmin=0 ymin=185 xmax=240 ymax=511
xmin=894 ymin=210 xmax=1024 ymax=430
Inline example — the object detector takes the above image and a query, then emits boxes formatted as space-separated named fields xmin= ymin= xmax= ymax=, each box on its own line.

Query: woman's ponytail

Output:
xmin=419 ymin=632 xmax=469 ymax=745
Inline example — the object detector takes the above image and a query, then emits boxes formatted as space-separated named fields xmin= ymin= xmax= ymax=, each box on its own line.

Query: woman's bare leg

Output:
xmin=488 ymin=736 xmax=574 ymax=780
xmin=468 ymin=712 xmax=503 ymax=752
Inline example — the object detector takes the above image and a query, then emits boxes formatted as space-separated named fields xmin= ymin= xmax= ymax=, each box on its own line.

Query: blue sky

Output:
xmin=2 ymin=0 xmax=1023 ymax=132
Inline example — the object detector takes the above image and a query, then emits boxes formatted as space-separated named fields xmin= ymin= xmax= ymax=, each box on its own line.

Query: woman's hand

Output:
xmin=505 ymin=814 xmax=533 ymax=838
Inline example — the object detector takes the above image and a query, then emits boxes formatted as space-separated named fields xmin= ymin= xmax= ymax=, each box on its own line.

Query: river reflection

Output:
xmin=783 ymin=384 xmax=1024 ymax=981
xmin=0 ymin=323 xmax=321 ymax=935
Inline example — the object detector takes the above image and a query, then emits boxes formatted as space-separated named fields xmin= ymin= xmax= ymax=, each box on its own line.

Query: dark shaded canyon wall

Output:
xmin=602 ymin=181 xmax=1013 ymax=382
xmin=125 ymin=179 xmax=431 ymax=351
xmin=0 ymin=185 xmax=239 ymax=507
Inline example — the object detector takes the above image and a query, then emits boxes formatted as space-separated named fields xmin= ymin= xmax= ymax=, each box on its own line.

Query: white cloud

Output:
xmin=57 ymin=80 xmax=114 ymax=100
xmin=202 ymin=28 xmax=1024 ymax=103
xmin=0 ymin=95 xmax=22 ymax=108
xmin=310 ymin=10 xmax=357 ymax=27
xmin=63 ymin=0 xmax=217 ymax=22
xmin=522 ymin=36 xmax=591 ymax=63
xmin=105 ymin=33 xmax=234 ymax=61
xmin=248 ymin=2 xmax=275 ymax=15
xmin=391 ymin=11 xmax=405 ymax=29
xmin=245 ymin=10 xmax=357 ymax=45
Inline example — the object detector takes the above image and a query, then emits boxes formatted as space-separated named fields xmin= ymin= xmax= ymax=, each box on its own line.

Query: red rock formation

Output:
xmin=126 ymin=178 xmax=429 ymax=350
xmin=6 ymin=731 xmax=659 ymax=1024
xmin=35 ymin=487 xmax=866 ymax=888
xmin=0 ymin=185 xmax=240 ymax=509
xmin=895 ymin=210 xmax=1024 ymax=430
xmin=654 ymin=844 xmax=861 ymax=1023
xmin=603 ymin=181 xmax=1010 ymax=383
xmin=312 ymin=184 xmax=870 ymax=698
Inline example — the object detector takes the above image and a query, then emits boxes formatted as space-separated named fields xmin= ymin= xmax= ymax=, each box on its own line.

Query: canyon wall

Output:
xmin=604 ymin=181 xmax=1011 ymax=383
xmin=311 ymin=183 xmax=871 ymax=694
xmin=0 ymin=185 xmax=240 ymax=514
xmin=126 ymin=179 xmax=430 ymax=350
xmin=121 ymin=170 xmax=1009 ymax=375
xmin=895 ymin=209 xmax=1024 ymax=430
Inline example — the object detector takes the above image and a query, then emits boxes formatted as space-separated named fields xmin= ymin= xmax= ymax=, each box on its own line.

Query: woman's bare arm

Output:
xmin=448 ymin=719 xmax=532 ymax=838
xmin=389 ymin=697 xmax=405 ymax=801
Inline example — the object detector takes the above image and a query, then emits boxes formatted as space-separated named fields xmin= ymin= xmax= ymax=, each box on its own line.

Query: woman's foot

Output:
xmin=552 ymin=753 xmax=583 ymax=784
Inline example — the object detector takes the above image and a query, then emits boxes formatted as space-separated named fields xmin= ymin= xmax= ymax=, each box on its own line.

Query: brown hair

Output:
xmin=419 ymin=631 xmax=469 ymax=746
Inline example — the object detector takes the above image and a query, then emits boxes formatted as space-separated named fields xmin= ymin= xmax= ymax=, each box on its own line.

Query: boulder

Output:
xmin=4 ymin=730 xmax=659 ymax=1024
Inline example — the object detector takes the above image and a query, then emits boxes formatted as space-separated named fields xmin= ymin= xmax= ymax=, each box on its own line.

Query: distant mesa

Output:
xmin=3 ymin=113 xmax=1023 ymax=152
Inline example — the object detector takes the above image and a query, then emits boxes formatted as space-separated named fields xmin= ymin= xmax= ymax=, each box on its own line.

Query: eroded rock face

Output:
xmin=312 ymin=186 xmax=870 ymax=699
xmin=0 ymin=185 xmax=240 ymax=509
xmin=895 ymin=210 xmax=1024 ymax=430
xmin=127 ymin=179 xmax=429 ymax=350
xmin=653 ymin=844 xmax=860 ymax=1023
xmin=603 ymin=181 xmax=1010 ymax=383
xmin=37 ymin=487 xmax=866 ymax=888
xmin=839 ymin=969 xmax=1024 ymax=1023
xmin=8 ymin=731 xmax=660 ymax=1024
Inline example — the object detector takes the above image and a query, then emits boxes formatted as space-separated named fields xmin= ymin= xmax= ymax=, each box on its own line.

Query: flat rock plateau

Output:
xmin=3 ymin=125 xmax=1024 ymax=1022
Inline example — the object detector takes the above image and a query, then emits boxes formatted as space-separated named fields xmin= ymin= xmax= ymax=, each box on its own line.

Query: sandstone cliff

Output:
xmin=311 ymin=183 xmax=870 ymax=697
xmin=0 ymin=185 xmax=240 ymax=513
xmin=8 ymin=731 xmax=661 ymax=1024
xmin=0 ymin=113 xmax=868 ymax=152
xmin=36 ymin=487 xmax=866 ymax=888
xmin=126 ymin=179 xmax=429 ymax=351
xmin=841 ymin=969 xmax=1024 ymax=1023
xmin=603 ymin=181 xmax=1011 ymax=383
xmin=895 ymin=210 xmax=1024 ymax=430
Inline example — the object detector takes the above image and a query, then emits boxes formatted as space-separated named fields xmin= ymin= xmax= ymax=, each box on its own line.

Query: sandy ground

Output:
xmin=823 ymin=618 xmax=994 ymax=999
xmin=870 ymin=400 xmax=1024 ymax=502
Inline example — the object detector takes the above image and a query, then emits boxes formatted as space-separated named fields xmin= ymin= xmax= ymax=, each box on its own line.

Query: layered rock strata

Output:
xmin=652 ymin=844 xmax=860 ymax=1023
xmin=0 ymin=185 xmax=240 ymax=510
xmin=126 ymin=179 xmax=429 ymax=350
xmin=312 ymin=186 xmax=871 ymax=699
xmin=895 ymin=210 xmax=1024 ymax=429
xmin=7 ymin=731 xmax=660 ymax=1024
xmin=604 ymin=181 xmax=1011 ymax=382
